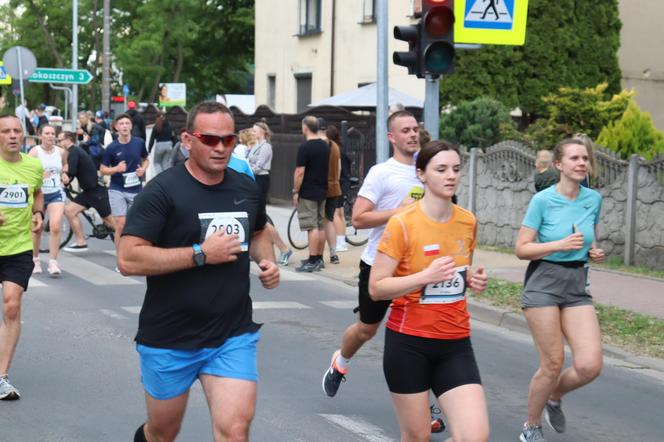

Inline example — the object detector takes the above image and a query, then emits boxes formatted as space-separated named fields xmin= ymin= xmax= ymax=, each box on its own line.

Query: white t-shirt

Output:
xmin=35 ymin=145 xmax=63 ymax=194
xmin=358 ymin=157 xmax=423 ymax=265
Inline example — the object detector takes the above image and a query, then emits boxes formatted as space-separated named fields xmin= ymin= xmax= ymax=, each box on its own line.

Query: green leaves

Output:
xmin=597 ymin=100 xmax=664 ymax=160
xmin=439 ymin=97 xmax=515 ymax=149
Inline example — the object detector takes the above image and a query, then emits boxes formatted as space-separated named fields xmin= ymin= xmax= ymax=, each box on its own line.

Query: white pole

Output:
xmin=72 ymin=0 xmax=79 ymax=128
xmin=17 ymin=48 xmax=27 ymax=135
xmin=376 ymin=0 xmax=389 ymax=164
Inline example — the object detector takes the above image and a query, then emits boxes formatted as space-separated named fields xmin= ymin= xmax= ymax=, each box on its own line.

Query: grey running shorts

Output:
xmin=522 ymin=260 xmax=592 ymax=309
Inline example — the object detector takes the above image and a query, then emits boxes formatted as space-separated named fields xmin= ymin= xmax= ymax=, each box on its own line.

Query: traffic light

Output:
xmin=420 ymin=0 xmax=455 ymax=77
xmin=393 ymin=24 xmax=421 ymax=77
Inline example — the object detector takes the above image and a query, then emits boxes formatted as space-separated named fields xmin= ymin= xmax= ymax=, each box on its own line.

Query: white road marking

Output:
xmin=103 ymin=250 xmax=117 ymax=256
xmin=250 ymin=265 xmax=315 ymax=281
xmin=320 ymin=301 xmax=357 ymax=309
xmin=58 ymin=255 xmax=141 ymax=285
xmin=99 ymin=308 xmax=129 ymax=320
xmin=121 ymin=306 xmax=142 ymax=314
xmin=252 ymin=301 xmax=311 ymax=309
xmin=317 ymin=414 xmax=396 ymax=442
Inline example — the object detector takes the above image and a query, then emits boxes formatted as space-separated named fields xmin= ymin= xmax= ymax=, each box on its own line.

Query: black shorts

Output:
xmin=357 ymin=260 xmax=391 ymax=324
xmin=0 ymin=251 xmax=34 ymax=291
xmin=383 ymin=328 xmax=482 ymax=397
xmin=72 ymin=186 xmax=112 ymax=218
xmin=336 ymin=194 xmax=345 ymax=209
xmin=255 ymin=174 xmax=270 ymax=205
xmin=325 ymin=196 xmax=340 ymax=221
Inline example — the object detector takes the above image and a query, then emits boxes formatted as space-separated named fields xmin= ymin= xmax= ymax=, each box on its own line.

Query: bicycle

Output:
xmin=39 ymin=186 xmax=115 ymax=253
xmin=287 ymin=177 xmax=370 ymax=250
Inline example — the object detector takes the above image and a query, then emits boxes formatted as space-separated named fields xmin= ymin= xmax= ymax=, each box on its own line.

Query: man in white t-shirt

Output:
xmin=322 ymin=111 xmax=424 ymax=396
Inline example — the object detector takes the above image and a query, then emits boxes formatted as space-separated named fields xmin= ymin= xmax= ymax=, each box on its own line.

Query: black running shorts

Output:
xmin=383 ymin=328 xmax=482 ymax=397
xmin=72 ymin=186 xmax=112 ymax=219
xmin=357 ymin=260 xmax=391 ymax=324
xmin=0 ymin=251 xmax=34 ymax=291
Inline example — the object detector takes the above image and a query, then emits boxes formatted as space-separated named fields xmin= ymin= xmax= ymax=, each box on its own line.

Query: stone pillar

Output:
xmin=624 ymin=154 xmax=639 ymax=265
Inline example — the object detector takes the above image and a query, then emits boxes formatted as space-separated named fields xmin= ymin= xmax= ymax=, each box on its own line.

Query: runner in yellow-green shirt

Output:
xmin=0 ymin=114 xmax=44 ymax=401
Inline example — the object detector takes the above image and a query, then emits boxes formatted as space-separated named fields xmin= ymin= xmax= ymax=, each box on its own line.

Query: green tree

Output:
xmin=441 ymin=0 xmax=622 ymax=121
xmin=439 ymin=97 xmax=515 ymax=149
xmin=597 ymin=101 xmax=664 ymax=160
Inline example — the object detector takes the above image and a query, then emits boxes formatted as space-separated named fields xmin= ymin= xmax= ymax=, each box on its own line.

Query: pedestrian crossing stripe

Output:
xmin=117 ymin=300 xmax=356 ymax=316
xmin=455 ymin=0 xmax=529 ymax=46
xmin=318 ymin=414 xmax=396 ymax=442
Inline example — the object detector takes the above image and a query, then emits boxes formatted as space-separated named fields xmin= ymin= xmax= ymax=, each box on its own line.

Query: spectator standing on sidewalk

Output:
xmin=326 ymin=124 xmax=350 ymax=253
xmin=533 ymin=150 xmax=558 ymax=192
xmin=0 ymin=114 xmax=44 ymax=400
xmin=317 ymin=118 xmax=342 ymax=264
xmin=148 ymin=111 xmax=177 ymax=175
xmin=293 ymin=116 xmax=329 ymax=272
xmin=126 ymin=101 xmax=147 ymax=143
xmin=515 ymin=137 xmax=605 ymax=442
xmin=249 ymin=121 xmax=292 ymax=266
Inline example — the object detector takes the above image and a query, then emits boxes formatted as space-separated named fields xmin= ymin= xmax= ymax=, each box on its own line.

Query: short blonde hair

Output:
xmin=239 ymin=128 xmax=256 ymax=147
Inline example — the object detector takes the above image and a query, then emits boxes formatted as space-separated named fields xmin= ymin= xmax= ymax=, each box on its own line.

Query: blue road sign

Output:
xmin=122 ymin=84 xmax=129 ymax=96
xmin=464 ymin=0 xmax=515 ymax=30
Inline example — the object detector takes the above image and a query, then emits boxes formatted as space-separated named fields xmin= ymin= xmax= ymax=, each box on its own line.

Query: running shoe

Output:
xmin=296 ymin=259 xmax=324 ymax=272
xmin=63 ymin=243 xmax=88 ymax=253
xmin=520 ymin=423 xmax=546 ymax=442
xmin=335 ymin=243 xmax=349 ymax=253
xmin=277 ymin=249 xmax=293 ymax=266
xmin=0 ymin=376 xmax=20 ymax=400
xmin=430 ymin=405 xmax=446 ymax=434
xmin=322 ymin=350 xmax=347 ymax=397
xmin=544 ymin=400 xmax=565 ymax=433
xmin=47 ymin=259 xmax=61 ymax=277
xmin=32 ymin=258 xmax=42 ymax=274
xmin=330 ymin=254 xmax=340 ymax=264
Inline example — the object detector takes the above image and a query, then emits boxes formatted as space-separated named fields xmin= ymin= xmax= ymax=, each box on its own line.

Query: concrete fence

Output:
xmin=457 ymin=141 xmax=664 ymax=270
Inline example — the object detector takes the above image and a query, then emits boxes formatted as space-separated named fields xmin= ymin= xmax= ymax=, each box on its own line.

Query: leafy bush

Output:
xmin=439 ymin=97 xmax=516 ymax=149
xmin=519 ymin=83 xmax=632 ymax=149
xmin=597 ymin=100 xmax=664 ymax=160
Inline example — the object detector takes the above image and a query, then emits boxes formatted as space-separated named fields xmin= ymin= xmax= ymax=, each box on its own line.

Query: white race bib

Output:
xmin=0 ymin=183 xmax=30 ymax=208
xmin=42 ymin=167 xmax=61 ymax=192
xmin=198 ymin=211 xmax=249 ymax=251
xmin=420 ymin=266 xmax=468 ymax=304
xmin=122 ymin=171 xmax=140 ymax=188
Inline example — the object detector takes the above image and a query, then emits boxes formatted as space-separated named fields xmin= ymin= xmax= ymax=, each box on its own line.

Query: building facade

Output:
xmin=255 ymin=1 xmax=664 ymax=130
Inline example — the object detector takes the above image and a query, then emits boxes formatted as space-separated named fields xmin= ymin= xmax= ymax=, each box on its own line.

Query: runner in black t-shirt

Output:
xmin=59 ymin=131 xmax=115 ymax=253
xmin=118 ymin=102 xmax=280 ymax=442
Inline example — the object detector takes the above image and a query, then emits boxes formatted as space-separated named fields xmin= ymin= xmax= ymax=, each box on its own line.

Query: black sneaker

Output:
xmin=63 ymin=243 xmax=88 ymax=253
xmin=296 ymin=260 xmax=319 ymax=272
xmin=544 ymin=400 xmax=565 ymax=433
xmin=322 ymin=350 xmax=347 ymax=397
xmin=330 ymin=254 xmax=340 ymax=264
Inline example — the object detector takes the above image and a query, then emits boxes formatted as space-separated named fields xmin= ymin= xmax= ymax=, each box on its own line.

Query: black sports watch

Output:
xmin=192 ymin=243 xmax=206 ymax=267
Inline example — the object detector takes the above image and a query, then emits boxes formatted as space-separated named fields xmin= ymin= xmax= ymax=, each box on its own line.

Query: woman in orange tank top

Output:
xmin=370 ymin=140 xmax=490 ymax=442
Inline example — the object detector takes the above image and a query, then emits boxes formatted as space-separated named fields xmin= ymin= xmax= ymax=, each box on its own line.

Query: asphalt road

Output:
xmin=2 ymin=239 xmax=663 ymax=441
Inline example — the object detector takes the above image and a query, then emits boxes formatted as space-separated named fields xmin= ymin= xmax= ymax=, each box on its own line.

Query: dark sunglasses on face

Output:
xmin=189 ymin=132 xmax=237 ymax=148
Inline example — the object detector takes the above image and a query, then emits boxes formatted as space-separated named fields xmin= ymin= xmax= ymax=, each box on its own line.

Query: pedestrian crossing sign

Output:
xmin=455 ymin=0 xmax=529 ymax=46
xmin=0 ymin=62 xmax=12 ymax=85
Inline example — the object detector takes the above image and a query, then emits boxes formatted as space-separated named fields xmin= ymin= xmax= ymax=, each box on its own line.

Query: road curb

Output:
xmin=310 ymin=269 xmax=664 ymax=374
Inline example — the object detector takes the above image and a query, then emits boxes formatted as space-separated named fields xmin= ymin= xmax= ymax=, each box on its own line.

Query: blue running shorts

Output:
xmin=136 ymin=331 xmax=260 ymax=400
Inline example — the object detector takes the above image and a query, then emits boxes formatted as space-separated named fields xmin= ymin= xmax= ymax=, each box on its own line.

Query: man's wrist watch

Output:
xmin=192 ymin=243 xmax=206 ymax=267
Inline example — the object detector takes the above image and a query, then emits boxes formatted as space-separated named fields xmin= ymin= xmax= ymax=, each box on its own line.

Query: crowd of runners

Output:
xmin=0 ymin=103 xmax=605 ymax=442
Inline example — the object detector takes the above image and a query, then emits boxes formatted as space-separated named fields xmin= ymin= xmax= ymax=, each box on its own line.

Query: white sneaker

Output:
xmin=32 ymin=258 xmax=42 ymax=274
xmin=335 ymin=243 xmax=349 ymax=252
xmin=47 ymin=259 xmax=61 ymax=277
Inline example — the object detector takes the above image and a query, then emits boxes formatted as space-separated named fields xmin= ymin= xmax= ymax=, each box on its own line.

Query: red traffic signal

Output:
xmin=421 ymin=0 xmax=455 ymax=76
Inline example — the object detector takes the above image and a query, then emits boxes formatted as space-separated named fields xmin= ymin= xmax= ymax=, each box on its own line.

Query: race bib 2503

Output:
xmin=198 ymin=211 xmax=249 ymax=251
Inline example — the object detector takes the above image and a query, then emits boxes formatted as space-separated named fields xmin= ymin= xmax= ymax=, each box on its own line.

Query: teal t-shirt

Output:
xmin=0 ymin=153 xmax=44 ymax=256
xmin=522 ymin=185 xmax=602 ymax=262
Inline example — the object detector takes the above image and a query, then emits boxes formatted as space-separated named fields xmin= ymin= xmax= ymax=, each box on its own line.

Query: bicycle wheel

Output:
xmin=39 ymin=215 xmax=72 ymax=253
xmin=345 ymin=221 xmax=369 ymax=247
xmin=265 ymin=214 xmax=274 ymax=226
xmin=287 ymin=208 xmax=308 ymax=250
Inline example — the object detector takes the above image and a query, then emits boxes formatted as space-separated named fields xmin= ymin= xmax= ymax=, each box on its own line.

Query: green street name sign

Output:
xmin=28 ymin=67 xmax=92 ymax=84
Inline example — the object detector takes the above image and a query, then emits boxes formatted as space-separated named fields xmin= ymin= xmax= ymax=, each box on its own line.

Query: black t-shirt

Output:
xmin=122 ymin=164 xmax=267 ymax=349
xmin=296 ymin=139 xmax=329 ymax=201
xmin=66 ymin=145 xmax=99 ymax=191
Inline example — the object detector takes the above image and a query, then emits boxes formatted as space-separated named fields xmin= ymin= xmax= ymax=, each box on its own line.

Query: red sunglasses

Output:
xmin=189 ymin=132 xmax=237 ymax=148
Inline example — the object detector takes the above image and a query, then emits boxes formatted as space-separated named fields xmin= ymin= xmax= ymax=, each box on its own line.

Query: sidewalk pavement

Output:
xmin=275 ymin=221 xmax=664 ymax=372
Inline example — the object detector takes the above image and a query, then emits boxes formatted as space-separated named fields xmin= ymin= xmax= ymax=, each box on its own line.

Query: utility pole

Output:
xmin=102 ymin=0 xmax=111 ymax=113
xmin=375 ymin=0 xmax=389 ymax=164
xmin=72 ymin=0 xmax=79 ymax=127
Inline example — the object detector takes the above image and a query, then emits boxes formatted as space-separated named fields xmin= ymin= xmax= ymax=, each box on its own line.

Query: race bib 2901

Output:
xmin=420 ymin=265 xmax=468 ymax=305
xmin=0 ymin=183 xmax=30 ymax=208
xmin=198 ymin=211 xmax=249 ymax=251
